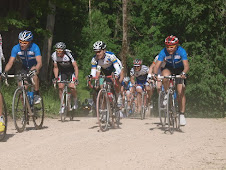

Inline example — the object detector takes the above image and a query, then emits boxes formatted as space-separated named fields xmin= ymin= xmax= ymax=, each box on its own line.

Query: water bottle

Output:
xmin=27 ymin=91 xmax=34 ymax=105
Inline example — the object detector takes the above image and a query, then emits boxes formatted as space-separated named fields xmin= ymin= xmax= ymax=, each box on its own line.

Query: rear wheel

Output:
xmin=96 ymin=89 xmax=110 ymax=132
xmin=12 ymin=88 xmax=26 ymax=133
xmin=33 ymin=94 xmax=44 ymax=129
xmin=0 ymin=93 xmax=7 ymax=141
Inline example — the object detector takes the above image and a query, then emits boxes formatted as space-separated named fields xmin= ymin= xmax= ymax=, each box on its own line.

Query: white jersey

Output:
xmin=130 ymin=65 xmax=149 ymax=81
xmin=91 ymin=51 xmax=122 ymax=76
xmin=52 ymin=49 xmax=76 ymax=73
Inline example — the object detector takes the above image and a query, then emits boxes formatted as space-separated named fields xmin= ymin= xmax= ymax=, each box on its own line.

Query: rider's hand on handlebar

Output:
xmin=180 ymin=72 xmax=187 ymax=79
xmin=87 ymin=74 xmax=93 ymax=80
xmin=1 ymin=72 xmax=8 ymax=80
xmin=74 ymin=79 xmax=79 ymax=85
xmin=28 ymin=69 xmax=37 ymax=78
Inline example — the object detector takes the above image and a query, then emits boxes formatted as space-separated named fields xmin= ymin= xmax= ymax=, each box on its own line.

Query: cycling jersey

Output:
xmin=122 ymin=81 xmax=133 ymax=91
xmin=91 ymin=51 xmax=122 ymax=76
xmin=11 ymin=43 xmax=41 ymax=69
xmin=52 ymin=49 xmax=76 ymax=73
xmin=130 ymin=65 xmax=149 ymax=84
xmin=158 ymin=46 xmax=188 ymax=69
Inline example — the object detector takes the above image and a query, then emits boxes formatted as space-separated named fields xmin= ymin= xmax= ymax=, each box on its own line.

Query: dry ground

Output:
xmin=1 ymin=116 xmax=226 ymax=170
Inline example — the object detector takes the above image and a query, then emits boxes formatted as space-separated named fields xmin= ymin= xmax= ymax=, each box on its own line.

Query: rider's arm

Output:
xmin=34 ymin=55 xmax=42 ymax=73
xmin=53 ymin=63 xmax=59 ymax=79
xmin=182 ymin=60 xmax=189 ymax=74
xmin=153 ymin=60 xmax=162 ymax=75
xmin=113 ymin=62 xmax=121 ymax=75
xmin=4 ymin=56 xmax=15 ymax=72
xmin=72 ymin=61 xmax=79 ymax=80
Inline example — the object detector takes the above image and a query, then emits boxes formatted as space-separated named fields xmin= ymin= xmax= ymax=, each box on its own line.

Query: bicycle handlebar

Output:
xmin=5 ymin=74 xmax=35 ymax=86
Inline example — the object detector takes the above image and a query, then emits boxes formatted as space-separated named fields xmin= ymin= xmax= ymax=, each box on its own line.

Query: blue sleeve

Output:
xmin=11 ymin=45 xmax=19 ymax=58
xmin=157 ymin=49 xmax=166 ymax=62
xmin=180 ymin=48 xmax=188 ymax=60
xmin=34 ymin=44 xmax=41 ymax=56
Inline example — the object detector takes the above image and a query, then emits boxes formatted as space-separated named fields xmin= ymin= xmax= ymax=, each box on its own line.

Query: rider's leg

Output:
xmin=136 ymin=86 xmax=143 ymax=113
xmin=58 ymin=83 xmax=65 ymax=101
xmin=161 ymin=69 xmax=171 ymax=92
xmin=145 ymin=84 xmax=153 ymax=105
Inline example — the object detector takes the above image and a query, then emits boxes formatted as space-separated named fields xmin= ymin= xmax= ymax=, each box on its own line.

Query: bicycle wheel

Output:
xmin=0 ymin=94 xmax=7 ymax=141
xmin=141 ymin=92 xmax=146 ymax=120
xmin=158 ymin=90 xmax=166 ymax=127
xmin=33 ymin=94 xmax=44 ymax=129
xmin=68 ymin=94 xmax=74 ymax=121
xmin=60 ymin=91 xmax=67 ymax=122
xmin=96 ymin=89 xmax=110 ymax=132
xmin=113 ymin=94 xmax=120 ymax=128
xmin=166 ymin=92 xmax=175 ymax=134
xmin=12 ymin=88 xmax=27 ymax=133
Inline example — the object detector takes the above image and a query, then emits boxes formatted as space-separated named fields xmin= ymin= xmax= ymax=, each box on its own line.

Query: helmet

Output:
xmin=93 ymin=41 xmax=106 ymax=51
xmin=55 ymin=42 xmax=66 ymax=50
xmin=133 ymin=59 xmax=142 ymax=66
xmin=18 ymin=30 xmax=33 ymax=41
xmin=124 ymin=77 xmax=130 ymax=82
xmin=165 ymin=35 xmax=179 ymax=45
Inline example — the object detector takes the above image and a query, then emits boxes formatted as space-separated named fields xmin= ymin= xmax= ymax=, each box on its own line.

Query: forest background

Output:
xmin=0 ymin=0 xmax=225 ymax=117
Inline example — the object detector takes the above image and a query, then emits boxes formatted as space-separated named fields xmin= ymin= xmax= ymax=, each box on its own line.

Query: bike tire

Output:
xmin=12 ymin=88 xmax=27 ymax=133
xmin=60 ymin=90 xmax=67 ymax=122
xmin=158 ymin=90 xmax=166 ymax=127
xmin=33 ymin=94 xmax=44 ymax=129
xmin=68 ymin=94 xmax=74 ymax=121
xmin=96 ymin=89 xmax=110 ymax=132
xmin=141 ymin=92 xmax=146 ymax=120
xmin=166 ymin=92 xmax=175 ymax=134
xmin=0 ymin=94 xmax=7 ymax=141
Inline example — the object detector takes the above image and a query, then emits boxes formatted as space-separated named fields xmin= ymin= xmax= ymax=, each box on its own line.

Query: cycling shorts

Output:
xmin=162 ymin=66 xmax=186 ymax=85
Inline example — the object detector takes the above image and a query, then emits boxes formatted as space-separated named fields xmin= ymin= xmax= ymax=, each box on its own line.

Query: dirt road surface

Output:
xmin=1 ymin=116 xmax=226 ymax=170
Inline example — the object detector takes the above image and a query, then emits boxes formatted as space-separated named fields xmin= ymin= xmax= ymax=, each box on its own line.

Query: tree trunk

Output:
xmin=40 ymin=1 xmax=56 ymax=82
xmin=121 ymin=0 xmax=129 ymax=76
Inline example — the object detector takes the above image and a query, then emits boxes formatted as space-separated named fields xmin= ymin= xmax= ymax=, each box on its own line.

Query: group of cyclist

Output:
xmin=88 ymin=35 xmax=189 ymax=126
xmin=0 ymin=30 xmax=189 ymax=133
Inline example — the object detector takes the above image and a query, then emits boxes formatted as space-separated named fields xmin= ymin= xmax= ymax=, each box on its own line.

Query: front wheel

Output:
xmin=33 ymin=94 xmax=44 ymax=129
xmin=96 ymin=89 xmax=110 ymax=132
xmin=141 ymin=92 xmax=146 ymax=120
xmin=158 ymin=90 xmax=166 ymax=127
xmin=60 ymin=91 xmax=67 ymax=122
xmin=166 ymin=92 xmax=176 ymax=134
xmin=0 ymin=93 xmax=7 ymax=141
xmin=12 ymin=88 xmax=27 ymax=133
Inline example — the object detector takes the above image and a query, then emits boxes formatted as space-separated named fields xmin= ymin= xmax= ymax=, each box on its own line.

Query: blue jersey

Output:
xmin=11 ymin=43 xmax=41 ymax=69
xmin=158 ymin=46 xmax=187 ymax=69
xmin=122 ymin=81 xmax=132 ymax=91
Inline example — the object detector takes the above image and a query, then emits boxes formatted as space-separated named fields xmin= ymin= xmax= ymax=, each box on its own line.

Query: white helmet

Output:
xmin=18 ymin=30 xmax=33 ymax=41
xmin=55 ymin=42 xmax=66 ymax=50
xmin=124 ymin=77 xmax=130 ymax=82
xmin=93 ymin=41 xmax=106 ymax=51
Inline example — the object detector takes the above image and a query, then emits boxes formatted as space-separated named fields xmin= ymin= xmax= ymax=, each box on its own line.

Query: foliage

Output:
xmin=0 ymin=0 xmax=225 ymax=117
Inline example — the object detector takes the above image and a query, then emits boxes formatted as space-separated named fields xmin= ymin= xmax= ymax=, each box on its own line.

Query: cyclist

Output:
xmin=153 ymin=35 xmax=189 ymax=126
xmin=52 ymin=42 xmax=79 ymax=113
xmin=2 ymin=30 xmax=42 ymax=104
xmin=121 ymin=76 xmax=133 ymax=112
xmin=148 ymin=55 xmax=166 ymax=93
xmin=89 ymin=41 xmax=124 ymax=99
xmin=130 ymin=59 xmax=152 ymax=114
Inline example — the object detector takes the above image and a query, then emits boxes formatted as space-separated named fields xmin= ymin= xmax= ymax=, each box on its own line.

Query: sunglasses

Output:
xmin=19 ymin=40 xmax=30 ymax=45
xmin=134 ymin=66 xmax=141 ymax=68
xmin=166 ymin=45 xmax=177 ymax=48
xmin=56 ymin=49 xmax=64 ymax=52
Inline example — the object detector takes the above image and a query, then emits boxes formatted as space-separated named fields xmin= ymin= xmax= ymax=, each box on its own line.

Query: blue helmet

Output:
xmin=18 ymin=30 xmax=33 ymax=41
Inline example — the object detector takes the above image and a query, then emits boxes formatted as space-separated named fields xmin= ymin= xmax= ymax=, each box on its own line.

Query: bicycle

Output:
xmin=0 ymin=92 xmax=7 ymax=141
xmin=7 ymin=73 xmax=44 ymax=133
xmin=55 ymin=80 xmax=76 ymax=122
xmin=95 ymin=75 xmax=120 ymax=132
xmin=157 ymin=75 xmax=181 ymax=134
